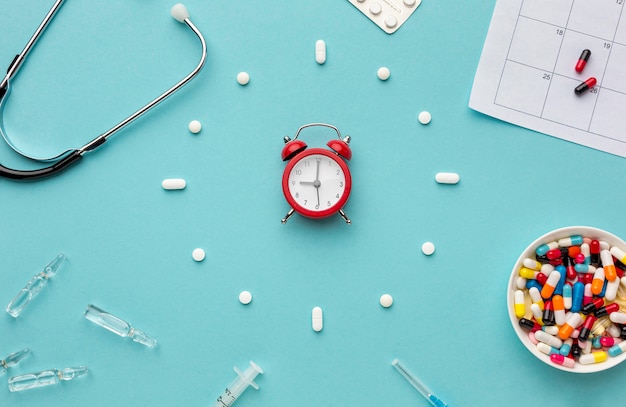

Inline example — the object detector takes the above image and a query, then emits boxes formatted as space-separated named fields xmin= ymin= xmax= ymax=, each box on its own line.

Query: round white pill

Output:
xmin=192 ymin=248 xmax=205 ymax=262
xmin=404 ymin=0 xmax=417 ymax=6
xmin=162 ymin=178 xmax=186 ymax=190
xmin=421 ymin=242 xmax=435 ymax=256
xmin=377 ymin=67 xmax=390 ymax=81
xmin=435 ymin=172 xmax=460 ymax=184
xmin=380 ymin=294 xmax=393 ymax=308
xmin=384 ymin=15 xmax=398 ymax=28
xmin=418 ymin=111 xmax=432 ymax=125
xmin=237 ymin=71 xmax=250 ymax=86
xmin=188 ymin=120 xmax=202 ymax=134
xmin=369 ymin=3 xmax=382 ymax=15
xmin=239 ymin=290 xmax=252 ymax=305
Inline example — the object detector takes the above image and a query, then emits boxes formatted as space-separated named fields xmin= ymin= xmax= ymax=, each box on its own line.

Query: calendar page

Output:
xmin=469 ymin=0 xmax=626 ymax=158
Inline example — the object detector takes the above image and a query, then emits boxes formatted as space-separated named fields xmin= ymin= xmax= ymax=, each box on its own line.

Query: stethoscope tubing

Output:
xmin=0 ymin=2 xmax=206 ymax=180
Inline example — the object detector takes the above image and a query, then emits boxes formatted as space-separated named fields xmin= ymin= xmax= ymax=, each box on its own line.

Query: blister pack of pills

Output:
xmin=347 ymin=0 xmax=422 ymax=34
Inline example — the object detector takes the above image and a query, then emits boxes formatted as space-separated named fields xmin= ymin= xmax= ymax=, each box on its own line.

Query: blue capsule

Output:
xmin=536 ymin=241 xmax=558 ymax=256
xmin=558 ymin=235 xmax=583 ymax=247
xmin=574 ymin=264 xmax=595 ymax=273
xmin=554 ymin=265 xmax=567 ymax=296
xmin=571 ymin=282 xmax=584 ymax=313
xmin=526 ymin=279 xmax=543 ymax=292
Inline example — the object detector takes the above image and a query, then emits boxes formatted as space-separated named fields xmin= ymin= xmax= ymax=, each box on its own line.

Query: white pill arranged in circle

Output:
xmin=188 ymin=120 xmax=202 ymax=134
xmin=377 ymin=67 xmax=390 ymax=81
xmin=192 ymin=248 xmax=206 ymax=262
xmin=162 ymin=178 xmax=186 ymax=190
xmin=435 ymin=172 xmax=460 ymax=184
xmin=380 ymin=294 xmax=393 ymax=308
xmin=237 ymin=71 xmax=250 ymax=86
xmin=315 ymin=40 xmax=326 ymax=64
xmin=239 ymin=290 xmax=252 ymax=305
xmin=312 ymin=306 xmax=323 ymax=332
xmin=418 ymin=111 xmax=432 ymax=125
xmin=421 ymin=241 xmax=436 ymax=256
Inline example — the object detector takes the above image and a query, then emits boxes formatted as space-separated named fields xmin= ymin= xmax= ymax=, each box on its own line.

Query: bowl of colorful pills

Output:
xmin=508 ymin=226 xmax=626 ymax=373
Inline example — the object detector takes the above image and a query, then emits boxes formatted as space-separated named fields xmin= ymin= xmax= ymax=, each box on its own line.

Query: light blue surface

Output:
xmin=1 ymin=0 xmax=626 ymax=405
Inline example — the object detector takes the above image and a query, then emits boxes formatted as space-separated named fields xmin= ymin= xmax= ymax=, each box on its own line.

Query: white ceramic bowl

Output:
xmin=507 ymin=226 xmax=626 ymax=373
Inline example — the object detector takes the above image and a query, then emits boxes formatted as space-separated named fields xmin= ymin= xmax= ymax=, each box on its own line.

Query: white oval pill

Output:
xmin=188 ymin=120 xmax=202 ymax=134
xmin=435 ymin=172 xmax=460 ymax=184
xmin=315 ymin=40 xmax=326 ymax=65
xmin=418 ymin=111 xmax=431 ymax=124
xmin=377 ymin=67 xmax=390 ymax=81
xmin=162 ymin=178 xmax=186 ymax=190
xmin=237 ymin=71 xmax=250 ymax=85
xmin=379 ymin=294 xmax=393 ymax=308
xmin=239 ymin=290 xmax=252 ymax=305
xmin=421 ymin=241 xmax=435 ymax=255
xmin=312 ymin=306 xmax=323 ymax=332
xmin=192 ymin=248 xmax=205 ymax=262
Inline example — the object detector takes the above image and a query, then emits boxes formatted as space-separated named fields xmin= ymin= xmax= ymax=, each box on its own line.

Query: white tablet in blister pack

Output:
xmin=347 ymin=0 xmax=422 ymax=34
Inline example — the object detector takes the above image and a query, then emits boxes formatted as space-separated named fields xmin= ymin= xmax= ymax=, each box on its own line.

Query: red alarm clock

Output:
xmin=281 ymin=123 xmax=352 ymax=224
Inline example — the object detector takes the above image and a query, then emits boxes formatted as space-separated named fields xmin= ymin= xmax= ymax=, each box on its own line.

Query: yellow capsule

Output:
xmin=579 ymin=351 xmax=608 ymax=365
xmin=514 ymin=290 xmax=525 ymax=318
xmin=519 ymin=267 xmax=536 ymax=279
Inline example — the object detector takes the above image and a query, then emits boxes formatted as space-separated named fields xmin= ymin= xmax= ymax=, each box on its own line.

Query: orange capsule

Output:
xmin=601 ymin=250 xmax=617 ymax=282
xmin=558 ymin=312 xmax=582 ymax=340
xmin=591 ymin=268 xmax=605 ymax=295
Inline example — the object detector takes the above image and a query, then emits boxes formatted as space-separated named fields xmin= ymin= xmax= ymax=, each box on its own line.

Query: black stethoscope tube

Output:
xmin=0 ymin=2 xmax=206 ymax=181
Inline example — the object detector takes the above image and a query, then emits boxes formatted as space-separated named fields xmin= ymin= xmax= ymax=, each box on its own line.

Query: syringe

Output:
xmin=392 ymin=358 xmax=448 ymax=407
xmin=83 ymin=304 xmax=157 ymax=348
xmin=0 ymin=348 xmax=30 ymax=375
xmin=213 ymin=361 xmax=263 ymax=407
xmin=8 ymin=366 xmax=88 ymax=392
xmin=6 ymin=254 xmax=65 ymax=317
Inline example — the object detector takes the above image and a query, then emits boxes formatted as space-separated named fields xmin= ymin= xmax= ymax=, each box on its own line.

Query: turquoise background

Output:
xmin=1 ymin=0 xmax=626 ymax=406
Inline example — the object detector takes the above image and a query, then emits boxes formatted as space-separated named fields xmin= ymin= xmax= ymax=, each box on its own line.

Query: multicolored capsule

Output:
xmin=575 ymin=49 xmax=591 ymax=73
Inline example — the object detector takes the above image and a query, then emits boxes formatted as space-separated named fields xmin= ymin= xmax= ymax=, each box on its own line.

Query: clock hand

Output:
xmin=315 ymin=158 xmax=321 ymax=206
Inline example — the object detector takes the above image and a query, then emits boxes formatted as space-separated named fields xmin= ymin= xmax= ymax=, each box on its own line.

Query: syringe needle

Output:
xmin=0 ymin=348 xmax=30 ymax=375
xmin=6 ymin=254 xmax=66 ymax=318
xmin=8 ymin=366 xmax=88 ymax=392
xmin=84 ymin=304 xmax=157 ymax=348
xmin=392 ymin=358 xmax=448 ymax=407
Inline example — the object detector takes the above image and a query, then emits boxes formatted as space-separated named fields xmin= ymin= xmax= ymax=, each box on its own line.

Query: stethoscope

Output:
xmin=0 ymin=1 xmax=206 ymax=180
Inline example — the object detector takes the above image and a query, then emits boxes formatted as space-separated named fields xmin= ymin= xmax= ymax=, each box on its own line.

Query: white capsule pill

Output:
xmin=312 ymin=306 xmax=323 ymax=332
xmin=192 ymin=248 xmax=205 ymax=262
xmin=379 ymin=294 xmax=393 ymax=308
xmin=610 ymin=312 xmax=626 ymax=324
xmin=418 ymin=111 xmax=432 ymax=124
xmin=162 ymin=178 xmax=186 ymax=190
xmin=188 ymin=120 xmax=202 ymax=134
xmin=435 ymin=172 xmax=460 ymax=184
xmin=377 ymin=67 xmax=390 ymax=81
xmin=421 ymin=241 xmax=435 ymax=255
xmin=315 ymin=40 xmax=326 ymax=64
xmin=239 ymin=290 xmax=252 ymax=305
xmin=535 ymin=331 xmax=563 ymax=349
xmin=237 ymin=71 xmax=250 ymax=86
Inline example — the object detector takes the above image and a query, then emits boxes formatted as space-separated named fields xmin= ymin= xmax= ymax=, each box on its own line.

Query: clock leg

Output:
xmin=281 ymin=208 xmax=295 ymax=224
xmin=338 ymin=209 xmax=351 ymax=224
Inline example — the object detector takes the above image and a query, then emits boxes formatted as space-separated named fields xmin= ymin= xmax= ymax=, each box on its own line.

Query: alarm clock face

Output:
xmin=282 ymin=148 xmax=352 ymax=219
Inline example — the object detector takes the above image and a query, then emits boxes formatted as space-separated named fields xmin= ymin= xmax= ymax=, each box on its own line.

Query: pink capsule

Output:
xmin=550 ymin=353 xmax=575 ymax=368
xmin=600 ymin=337 xmax=621 ymax=347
